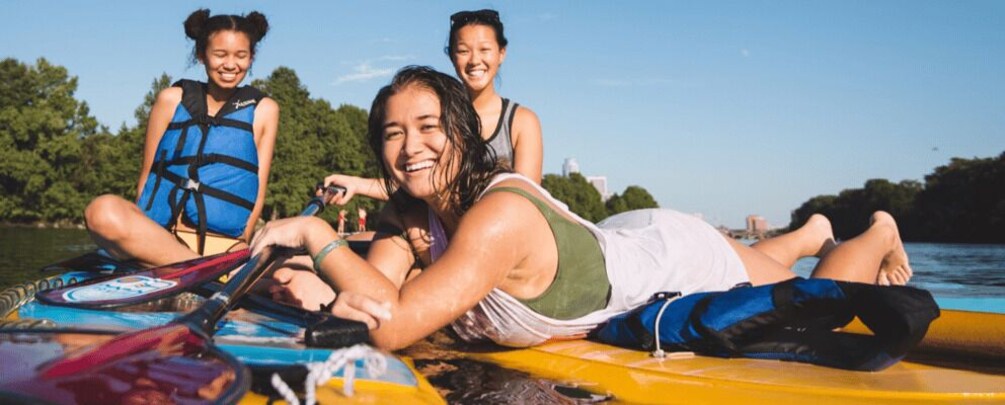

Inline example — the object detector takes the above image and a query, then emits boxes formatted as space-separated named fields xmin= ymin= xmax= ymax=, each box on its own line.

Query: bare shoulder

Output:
xmin=154 ymin=86 xmax=183 ymax=108
xmin=461 ymin=180 xmax=543 ymax=236
xmin=255 ymin=97 xmax=280 ymax=120
xmin=513 ymin=105 xmax=541 ymax=127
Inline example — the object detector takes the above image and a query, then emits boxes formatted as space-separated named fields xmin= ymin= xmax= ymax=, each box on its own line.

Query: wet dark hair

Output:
xmin=444 ymin=9 xmax=508 ymax=57
xmin=368 ymin=66 xmax=508 ymax=218
xmin=183 ymin=9 xmax=269 ymax=63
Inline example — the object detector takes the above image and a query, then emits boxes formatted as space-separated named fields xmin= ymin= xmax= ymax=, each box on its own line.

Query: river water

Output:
xmin=3 ymin=227 xmax=1004 ymax=311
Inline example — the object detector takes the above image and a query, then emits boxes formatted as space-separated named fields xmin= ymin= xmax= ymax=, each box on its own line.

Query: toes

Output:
xmin=877 ymin=272 xmax=891 ymax=286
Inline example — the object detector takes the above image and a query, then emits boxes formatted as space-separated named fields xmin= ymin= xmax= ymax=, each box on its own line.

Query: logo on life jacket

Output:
xmin=233 ymin=99 xmax=257 ymax=109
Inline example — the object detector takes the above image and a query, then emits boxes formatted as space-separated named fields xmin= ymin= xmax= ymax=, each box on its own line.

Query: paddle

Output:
xmin=36 ymin=185 xmax=346 ymax=309
xmin=0 ymin=245 xmax=288 ymax=404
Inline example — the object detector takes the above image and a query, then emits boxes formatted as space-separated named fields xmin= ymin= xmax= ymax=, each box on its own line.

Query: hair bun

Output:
xmin=184 ymin=9 xmax=210 ymax=40
xmin=245 ymin=11 xmax=270 ymax=41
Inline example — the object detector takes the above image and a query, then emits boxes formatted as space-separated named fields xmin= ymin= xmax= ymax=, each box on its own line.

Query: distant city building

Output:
xmin=746 ymin=215 xmax=769 ymax=236
xmin=562 ymin=158 xmax=580 ymax=176
xmin=586 ymin=176 xmax=612 ymax=201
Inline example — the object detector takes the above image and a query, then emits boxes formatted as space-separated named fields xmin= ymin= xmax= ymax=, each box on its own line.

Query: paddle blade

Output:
xmin=36 ymin=249 xmax=250 ymax=309
xmin=0 ymin=329 xmax=249 ymax=404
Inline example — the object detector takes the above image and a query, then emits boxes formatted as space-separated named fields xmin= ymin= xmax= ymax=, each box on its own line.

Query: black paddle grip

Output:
xmin=305 ymin=316 xmax=371 ymax=348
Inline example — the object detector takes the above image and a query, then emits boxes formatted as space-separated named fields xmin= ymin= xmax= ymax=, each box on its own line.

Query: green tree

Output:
xmin=914 ymin=153 xmax=1005 ymax=243
xmin=789 ymin=179 xmax=921 ymax=240
xmin=86 ymin=73 xmax=173 ymax=201
xmin=0 ymin=58 xmax=103 ymax=223
xmin=252 ymin=67 xmax=377 ymax=224
xmin=607 ymin=185 xmax=658 ymax=215
xmin=541 ymin=172 xmax=607 ymax=222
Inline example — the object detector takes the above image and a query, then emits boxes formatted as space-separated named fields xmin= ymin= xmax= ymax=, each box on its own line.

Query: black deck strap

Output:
xmin=305 ymin=316 xmax=372 ymax=348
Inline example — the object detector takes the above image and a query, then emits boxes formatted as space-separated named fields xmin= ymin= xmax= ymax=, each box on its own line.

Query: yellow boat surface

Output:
xmin=463 ymin=309 xmax=1005 ymax=404
xmin=240 ymin=357 xmax=444 ymax=405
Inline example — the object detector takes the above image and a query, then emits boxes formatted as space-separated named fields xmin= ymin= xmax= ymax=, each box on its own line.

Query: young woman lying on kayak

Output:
xmin=250 ymin=66 xmax=913 ymax=350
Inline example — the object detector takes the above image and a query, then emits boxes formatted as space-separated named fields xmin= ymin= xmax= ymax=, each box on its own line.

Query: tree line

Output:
xmin=790 ymin=152 xmax=1005 ymax=244
xmin=0 ymin=58 xmax=657 ymax=228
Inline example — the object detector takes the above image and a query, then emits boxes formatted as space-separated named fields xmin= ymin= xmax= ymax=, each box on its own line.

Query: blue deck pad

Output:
xmin=936 ymin=297 xmax=1005 ymax=314
xmin=222 ymin=345 xmax=419 ymax=387
xmin=18 ymin=301 xmax=301 ymax=339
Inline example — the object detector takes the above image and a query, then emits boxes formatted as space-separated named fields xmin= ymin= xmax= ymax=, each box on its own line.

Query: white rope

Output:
xmin=271 ymin=373 xmax=300 ymax=405
xmin=270 ymin=344 xmax=388 ymax=405
xmin=651 ymin=293 xmax=682 ymax=359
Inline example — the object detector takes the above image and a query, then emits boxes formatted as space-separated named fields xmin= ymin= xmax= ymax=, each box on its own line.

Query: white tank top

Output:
xmin=431 ymin=173 xmax=748 ymax=347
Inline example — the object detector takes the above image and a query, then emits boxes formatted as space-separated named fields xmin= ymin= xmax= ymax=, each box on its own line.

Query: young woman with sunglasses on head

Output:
xmin=84 ymin=9 xmax=278 ymax=266
xmin=321 ymin=9 xmax=542 ymax=206
xmin=252 ymin=66 xmax=912 ymax=350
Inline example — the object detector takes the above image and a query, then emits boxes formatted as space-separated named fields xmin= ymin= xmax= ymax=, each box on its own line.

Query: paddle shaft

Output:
xmin=35 ymin=185 xmax=346 ymax=309
xmin=176 ymin=184 xmax=346 ymax=335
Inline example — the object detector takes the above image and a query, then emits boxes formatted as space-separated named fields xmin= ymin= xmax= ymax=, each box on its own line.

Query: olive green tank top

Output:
xmin=483 ymin=187 xmax=611 ymax=320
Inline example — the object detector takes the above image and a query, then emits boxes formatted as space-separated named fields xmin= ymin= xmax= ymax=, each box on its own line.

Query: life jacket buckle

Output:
xmin=183 ymin=179 xmax=201 ymax=192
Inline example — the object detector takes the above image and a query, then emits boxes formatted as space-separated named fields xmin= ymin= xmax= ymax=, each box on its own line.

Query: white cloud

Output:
xmin=333 ymin=62 xmax=393 ymax=85
xmin=591 ymin=77 xmax=686 ymax=87
xmin=378 ymin=55 xmax=412 ymax=62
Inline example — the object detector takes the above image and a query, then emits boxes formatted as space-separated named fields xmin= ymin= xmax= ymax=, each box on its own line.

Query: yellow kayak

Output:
xmin=239 ymin=357 xmax=444 ymax=404
xmin=460 ymin=309 xmax=1005 ymax=404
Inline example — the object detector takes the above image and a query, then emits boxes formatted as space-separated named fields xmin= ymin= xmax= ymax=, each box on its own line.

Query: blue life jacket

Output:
xmin=590 ymin=278 xmax=940 ymax=371
xmin=136 ymin=80 xmax=264 ymax=254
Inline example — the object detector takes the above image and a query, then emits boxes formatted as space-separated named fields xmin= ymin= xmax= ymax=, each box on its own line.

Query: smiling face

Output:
xmin=450 ymin=24 xmax=506 ymax=94
xmin=199 ymin=30 xmax=252 ymax=90
xmin=380 ymin=84 xmax=458 ymax=202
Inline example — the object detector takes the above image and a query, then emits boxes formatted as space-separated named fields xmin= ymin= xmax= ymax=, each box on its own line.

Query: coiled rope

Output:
xmin=271 ymin=344 xmax=388 ymax=405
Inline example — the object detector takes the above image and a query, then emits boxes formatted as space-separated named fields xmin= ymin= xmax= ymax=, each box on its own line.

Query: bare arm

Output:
xmin=318 ymin=197 xmax=527 ymax=350
xmin=241 ymin=97 xmax=280 ymax=241
xmin=322 ymin=174 xmax=390 ymax=205
xmin=251 ymin=192 xmax=537 ymax=350
xmin=510 ymin=106 xmax=543 ymax=183
xmin=135 ymin=87 xmax=183 ymax=199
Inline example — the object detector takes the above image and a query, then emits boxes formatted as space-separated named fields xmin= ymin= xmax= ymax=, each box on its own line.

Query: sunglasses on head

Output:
xmin=450 ymin=9 xmax=499 ymax=26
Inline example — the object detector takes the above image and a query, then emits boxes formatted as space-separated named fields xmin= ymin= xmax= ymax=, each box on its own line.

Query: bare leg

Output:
xmin=84 ymin=194 xmax=199 ymax=267
xmin=731 ymin=211 xmax=911 ymax=286
xmin=810 ymin=211 xmax=911 ymax=285
xmin=751 ymin=214 xmax=837 ymax=268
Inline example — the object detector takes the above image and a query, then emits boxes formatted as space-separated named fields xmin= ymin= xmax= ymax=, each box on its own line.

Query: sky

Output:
xmin=2 ymin=1 xmax=1003 ymax=229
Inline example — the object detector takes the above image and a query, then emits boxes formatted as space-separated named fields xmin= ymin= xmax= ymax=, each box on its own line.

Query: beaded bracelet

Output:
xmin=312 ymin=239 xmax=347 ymax=272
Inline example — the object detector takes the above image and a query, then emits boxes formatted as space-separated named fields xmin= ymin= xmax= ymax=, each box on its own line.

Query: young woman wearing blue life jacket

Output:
xmin=85 ymin=9 xmax=278 ymax=267
xmin=250 ymin=66 xmax=922 ymax=354
xmin=320 ymin=8 xmax=543 ymax=206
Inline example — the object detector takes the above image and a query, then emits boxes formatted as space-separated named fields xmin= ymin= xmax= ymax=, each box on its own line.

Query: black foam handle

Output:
xmin=305 ymin=316 xmax=372 ymax=348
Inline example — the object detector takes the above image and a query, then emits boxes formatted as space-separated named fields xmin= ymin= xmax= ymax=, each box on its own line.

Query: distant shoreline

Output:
xmin=0 ymin=222 xmax=86 ymax=230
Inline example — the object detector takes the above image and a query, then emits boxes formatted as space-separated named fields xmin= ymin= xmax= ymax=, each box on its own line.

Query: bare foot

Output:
xmin=871 ymin=211 xmax=913 ymax=286
xmin=805 ymin=214 xmax=838 ymax=258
